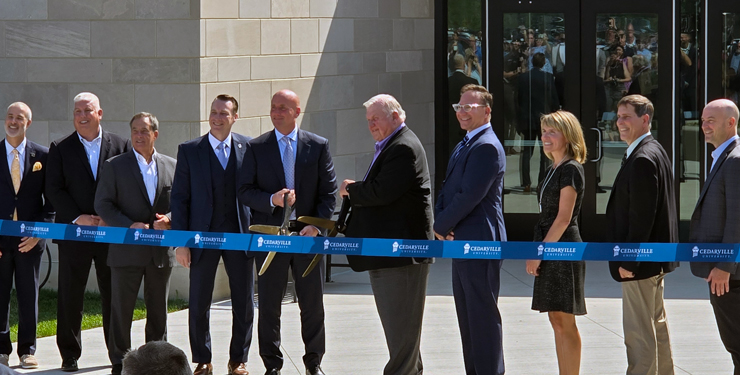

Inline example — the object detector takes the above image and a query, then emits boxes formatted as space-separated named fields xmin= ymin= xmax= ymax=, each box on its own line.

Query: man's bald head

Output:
xmin=6 ymin=102 xmax=32 ymax=121
xmin=273 ymin=89 xmax=300 ymax=107
xmin=271 ymin=89 xmax=301 ymax=135
xmin=706 ymin=99 xmax=740 ymax=122
xmin=453 ymin=53 xmax=465 ymax=69
xmin=701 ymin=99 xmax=740 ymax=147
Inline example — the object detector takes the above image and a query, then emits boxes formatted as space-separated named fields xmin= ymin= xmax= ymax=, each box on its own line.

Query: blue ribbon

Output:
xmin=3 ymin=220 xmax=739 ymax=263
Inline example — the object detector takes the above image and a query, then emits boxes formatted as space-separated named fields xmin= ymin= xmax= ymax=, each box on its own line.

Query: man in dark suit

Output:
xmin=434 ymin=85 xmax=507 ymax=375
xmin=46 ymin=92 xmax=131 ymax=372
xmin=518 ymin=52 xmax=560 ymax=191
xmin=238 ymin=89 xmax=336 ymax=375
xmin=340 ymin=94 xmax=434 ymax=375
xmin=606 ymin=95 xmax=678 ymax=375
xmin=447 ymin=54 xmax=479 ymax=155
xmin=690 ymin=99 xmax=740 ymax=373
xmin=171 ymin=94 xmax=253 ymax=375
xmin=94 ymin=112 xmax=177 ymax=374
xmin=0 ymin=102 xmax=54 ymax=370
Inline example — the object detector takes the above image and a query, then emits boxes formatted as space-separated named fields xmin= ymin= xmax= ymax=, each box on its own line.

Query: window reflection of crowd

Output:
xmin=725 ymin=38 xmax=740 ymax=105
xmin=448 ymin=28 xmax=485 ymax=155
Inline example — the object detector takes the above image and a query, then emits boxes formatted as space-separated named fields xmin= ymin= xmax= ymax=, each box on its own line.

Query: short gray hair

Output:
xmin=129 ymin=112 xmax=159 ymax=132
xmin=6 ymin=102 xmax=32 ymax=121
xmin=73 ymin=92 xmax=101 ymax=110
xmin=363 ymin=94 xmax=406 ymax=122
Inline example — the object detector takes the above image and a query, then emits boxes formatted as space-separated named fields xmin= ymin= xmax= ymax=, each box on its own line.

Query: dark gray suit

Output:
xmin=689 ymin=138 xmax=740 ymax=372
xmin=94 ymin=150 xmax=177 ymax=366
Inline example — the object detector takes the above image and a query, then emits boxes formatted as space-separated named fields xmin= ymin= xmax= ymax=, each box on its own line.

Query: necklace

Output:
xmin=539 ymin=158 xmax=570 ymax=213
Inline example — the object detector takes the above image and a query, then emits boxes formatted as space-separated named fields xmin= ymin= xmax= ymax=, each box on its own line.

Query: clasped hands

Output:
xmin=129 ymin=213 xmax=171 ymax=230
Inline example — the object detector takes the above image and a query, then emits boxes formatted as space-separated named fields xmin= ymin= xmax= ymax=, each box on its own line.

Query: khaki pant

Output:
xmin=622 ymin=274 xmax=675 ymax=375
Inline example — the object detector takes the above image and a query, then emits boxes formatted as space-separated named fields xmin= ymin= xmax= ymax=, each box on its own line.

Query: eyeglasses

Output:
xmin=452 ymin=103 xmax=485 ymax=112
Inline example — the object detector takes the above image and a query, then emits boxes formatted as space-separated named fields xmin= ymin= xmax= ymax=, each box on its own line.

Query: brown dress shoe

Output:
xmin=194 ymin=363 xmax=213 ymax=375
xmin=227 ymin=361 xmax=248 ymax=375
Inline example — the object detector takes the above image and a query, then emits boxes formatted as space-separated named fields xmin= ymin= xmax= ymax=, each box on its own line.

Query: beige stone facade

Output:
xmin=1 ymin=0 xmax=434 ymax=300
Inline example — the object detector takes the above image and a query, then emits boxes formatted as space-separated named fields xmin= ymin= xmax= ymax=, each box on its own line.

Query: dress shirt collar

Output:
xmin=375 ymin=123 xmax=406 ymax=153
xmin=5 ymin=137 xmax=26 ymax=158
xmin=466 ymin=122 xmax=491 ymax=140
xmin=625 ymin=131 xmax=651 ymax=158
xmin=208 ymin=131 xmax=232 ymax=151
xmin=77 ymin=127 xmax=102 ymax=146
xmin=133 ymin=148 xmax=157 ymax=166
xmin=711 ymin=135 xmax=740 ymax=166
xmin=274 ymin=126 xmax=298 ymax=144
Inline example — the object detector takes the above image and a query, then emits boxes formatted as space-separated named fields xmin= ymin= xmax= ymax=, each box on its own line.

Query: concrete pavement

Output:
xmin=4 ymin=258 xmax=732 ymax=374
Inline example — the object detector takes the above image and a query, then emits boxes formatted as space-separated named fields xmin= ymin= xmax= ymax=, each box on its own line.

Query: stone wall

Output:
xmin=1 ymin=0 xmax=435 ymax=300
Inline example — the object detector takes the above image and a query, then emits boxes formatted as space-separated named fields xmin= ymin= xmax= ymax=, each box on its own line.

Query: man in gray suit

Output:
xmin=95 ymin=112 xmax=177 ymax=375
xmin=690 ymin=99 xmax=740 ymax=373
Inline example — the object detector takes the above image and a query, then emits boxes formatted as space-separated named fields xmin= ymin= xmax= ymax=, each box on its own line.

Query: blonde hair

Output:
xmin=540 ymin=110 xmax=587 ymax=164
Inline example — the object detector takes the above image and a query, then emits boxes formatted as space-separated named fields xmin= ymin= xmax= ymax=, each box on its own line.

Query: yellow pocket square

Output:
xmin=32 ymin=162 xmax=42 ymax=172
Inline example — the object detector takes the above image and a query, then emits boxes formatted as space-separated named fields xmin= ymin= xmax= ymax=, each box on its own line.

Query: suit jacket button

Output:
xmin=14 ymin=197 xmax=18 ymax=200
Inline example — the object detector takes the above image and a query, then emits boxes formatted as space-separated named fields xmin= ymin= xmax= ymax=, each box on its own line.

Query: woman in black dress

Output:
xmin=525 ymin=110 xmax=587 ymax=375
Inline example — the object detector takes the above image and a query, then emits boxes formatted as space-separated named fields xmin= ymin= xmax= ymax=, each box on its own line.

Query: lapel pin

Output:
xmin=238 ymin=143 xmax=242 ymax=148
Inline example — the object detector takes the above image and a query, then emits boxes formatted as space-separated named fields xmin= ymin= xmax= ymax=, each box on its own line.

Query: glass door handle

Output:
xmin=588 ymin=127 xmax=603 ymax=162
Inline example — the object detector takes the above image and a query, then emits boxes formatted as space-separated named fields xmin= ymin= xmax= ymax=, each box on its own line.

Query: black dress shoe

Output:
xmin=111 ymin=364 xmax=123 ymax=375
xmin=265 ymin=369 xmax=281 ymax=375
xmin=61 ymin=358 xmax=79 ymax=372
xmin=307 ymin=365 xmax=326 ymax=375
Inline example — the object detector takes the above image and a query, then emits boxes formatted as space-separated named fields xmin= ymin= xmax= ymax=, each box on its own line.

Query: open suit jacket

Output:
xmin=606 ymin=135 xmax=679 ymax=281
xmin=94 ymin=150 xmax=177 ymax=268
xmin=0 ymin=139 xmax=54 ymax=229
xmin=345 ymin=126 xmax=434 ymax=272
xmin=689 ymin=138 xmax=740 ymax=280
xmin=170 ymin=133 xmax=251 ymax=263
xmin=434 ymin=126 xmax=507 ymax=241
xmin=238 ymin=129 xmax=337 ymax=227
xmin=45 ymin=130 xmax=131 ymax=225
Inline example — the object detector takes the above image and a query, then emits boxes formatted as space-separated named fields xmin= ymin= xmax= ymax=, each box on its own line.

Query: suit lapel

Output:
xmin=23 ymin=142 xmax=35 ymax=182
xmin=696 ymin=139 xmax=739 ymax=208
xmin=267 ymin=132 xmax=287 ymax=187
xmin=127 ymin=151 xmax=152 ymax=208
xmin=295 ymin=130 xmax=311 ymax=189
xmin=197 ymin=135 xmax=214 ymax=201
xmin=445 ymin=127 xmax=489 ymax=178
xmin=73 ymin=132 xmax=96 ymax=180
xmin=99 ymin=130 xmax=112 ymax=178
xmin=365 ymin=126 xmax=407 ymax=180
xmin=150 ymin=153 xmax=166 ymax=216
xmin=0 ymin=140 xmax=13 ymax=190
xmin=232 ymin=135 xmax=246 ymax=177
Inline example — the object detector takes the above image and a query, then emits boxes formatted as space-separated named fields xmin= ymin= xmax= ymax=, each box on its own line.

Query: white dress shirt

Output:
xmin=5 ymin=137 xmax=27 ymax=178
xmin=134 ymin=149 xmax=158 ymax=205
xmin=711 ymin=135 xmax=740 ymax=172
xmin=208 ymin=131 xmax=233 ymax=160
xmin=78 ymin=128 xmax=102 ymax=180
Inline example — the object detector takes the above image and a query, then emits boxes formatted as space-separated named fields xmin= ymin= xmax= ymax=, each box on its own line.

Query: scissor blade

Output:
xmin=258 ymin=251 xmax=277 ymax=276
xmin=302 ymin=254 xmax=323 ymax=278
xmin=249 ymin=225 xmax=281 ymax=235
xmin=297 ymin=216 xmax=336 ymax=231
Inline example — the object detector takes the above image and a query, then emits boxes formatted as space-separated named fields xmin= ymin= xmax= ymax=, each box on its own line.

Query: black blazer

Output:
xmin=517 ymin=68 xmax=560 ymax=134
xmin=45 ymin=130 xmax=131 ymax=225
xmin=238 ymin=129 xmax=337 ymax=227
xmin=170 ymin=133 xmax=252 ymax=263
xmin=606 ymin=135 xmax=679 ymax=281
xmin=95 ymin=151 xmax=177 ymax=268
xmin=345 ymin=126 xmax=434 ymax=272
xmin=0 ymin=140 xmax=54 ymax=250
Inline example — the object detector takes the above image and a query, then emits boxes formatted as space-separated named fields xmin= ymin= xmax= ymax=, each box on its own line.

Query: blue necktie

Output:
xmin=216 ymin=142 xmax=228 ymax=169
xmin=282 ymin=137 xmax=295 ymax=189
xmin=452 ymin=135 xmax=469 ymax=161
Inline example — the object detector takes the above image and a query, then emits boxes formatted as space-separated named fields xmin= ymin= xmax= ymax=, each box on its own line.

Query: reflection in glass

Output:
xmin=447 ymin=0 xmax=484 ymax=159
xmin=723 ymin=13 xmax=740 ymax=106
xmin=502 ymin=13 xmax=564 ymax=213
xmin=679 ymin=4 xmax=701 ymax=222
xmin=595 ymin=14 xmax=659 ymax=214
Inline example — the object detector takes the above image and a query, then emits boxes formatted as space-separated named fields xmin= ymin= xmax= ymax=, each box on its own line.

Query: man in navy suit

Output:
xmin=171 ymin=95 xmax=253 ymax=375
xmin=239 ymin=90 xmax=337 ymax=375
xmin=0 ymin=102 xmax=54 ymax=369
xmin=46 ymin=93 xmax=131 ymax=372
xmin=434 ymin=84 xmax=507 ymax=375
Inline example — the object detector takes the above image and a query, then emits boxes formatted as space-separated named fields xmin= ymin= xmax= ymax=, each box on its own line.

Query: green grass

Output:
xmin=9 ymin=289 xmax=189 ymax=342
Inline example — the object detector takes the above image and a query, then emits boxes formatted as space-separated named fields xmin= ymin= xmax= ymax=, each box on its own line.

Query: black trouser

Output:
xmin=709 ymin=280 xmax=740 ymax=374
xmin=56 ymin=241 xmax=112 ymax=360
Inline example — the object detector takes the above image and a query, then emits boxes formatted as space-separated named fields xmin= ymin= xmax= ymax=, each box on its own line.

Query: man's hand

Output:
xmin=434 ymin=231 xmax=454 ymax=240
xmin=619 ymin=267 xmax=635 ymax=279
xmin=300 ymin=225 xmax=319 ymax=237
xmin=339 ymin=179 xmax=355 ymax=197
xmin=526 ymin=260 xmax=541 ymax=276
xmin=0 ymin=249 xmax=2 ymax=258
xmin=272 ymin=188 xmax=296 ymax=207
xmin=130 ymin=222 xmax=149 ymax=229
xmin=75 ymin=214 xmax=100 ymax=226
xmin=176 ymin=247 xmax=191 ymax=269
xmin=706 ymin=267 xmax=731 ymax=296
xmin=96 ymin=216 xmax=107 ymax=227
xmin=18 ymin=237 xmax=40 ymax=253
xmin=153 ymin=214 xmax=171 ymax=230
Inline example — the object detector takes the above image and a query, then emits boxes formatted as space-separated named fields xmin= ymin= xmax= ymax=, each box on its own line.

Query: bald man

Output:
xmin=0 ymin=103 xmax=54 ymax=369
xmin=690 ymin=99 xmax=740 ymax=373
xmin=238 ymin=90 xmax=337 ymax=375
xmin=46 ymin=93 xmax=131 ymax=372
